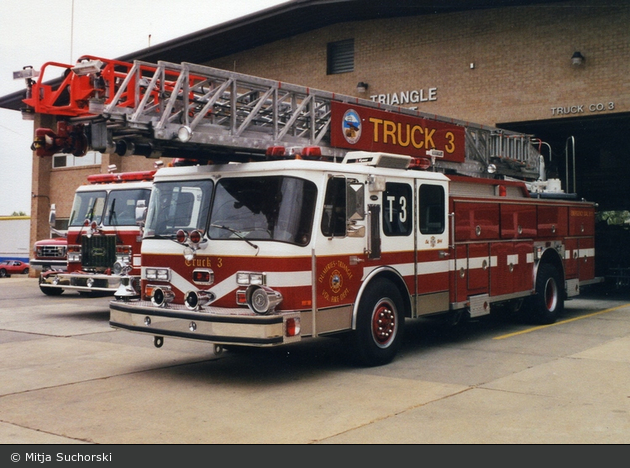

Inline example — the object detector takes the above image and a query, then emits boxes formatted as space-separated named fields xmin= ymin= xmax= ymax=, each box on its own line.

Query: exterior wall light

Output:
xmin=357 ymin=82 xmax=368 ymax=93
xmin=571 ymin=51 xmax=585 ymax=66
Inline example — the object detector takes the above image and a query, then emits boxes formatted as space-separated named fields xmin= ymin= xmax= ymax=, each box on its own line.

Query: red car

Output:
xmin=0 ymin=260 xmax=30 ymax=277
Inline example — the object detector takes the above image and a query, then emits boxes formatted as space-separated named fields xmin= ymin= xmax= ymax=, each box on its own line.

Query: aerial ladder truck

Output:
xmin=15 ymin=56 xmax=600 ymax=365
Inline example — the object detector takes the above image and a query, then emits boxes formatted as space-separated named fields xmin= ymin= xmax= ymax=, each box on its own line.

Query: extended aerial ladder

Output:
xmin=17 ymin=55 xmax=544 ymax=181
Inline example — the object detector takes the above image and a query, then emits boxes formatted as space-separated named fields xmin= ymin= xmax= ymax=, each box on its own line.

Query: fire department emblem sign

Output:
xmin=342 ymin=109 xmax=362 ymax=144
xmin=329 ymin=269 xmax=343 ymax=294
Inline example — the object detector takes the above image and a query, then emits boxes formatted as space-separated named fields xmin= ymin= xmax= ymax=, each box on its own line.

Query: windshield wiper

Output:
xmin=144 ymin=233 xmax=176 ymax=240
xmin=109 ymin=199 xmax=118 ymax=225
xmin=210 ymin=224 xmax=259 ymax=250
xmin=86 ymin=199 xmax=97 ymax=223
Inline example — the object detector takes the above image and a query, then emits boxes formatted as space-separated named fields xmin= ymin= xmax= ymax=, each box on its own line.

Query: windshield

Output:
xmin=145 ymin=179 xmax=213 ymax=237
xmin=208 ymin=176 xmax=317 ymax=246
xmin=104 ymin=188 xmax=151 ymax=226
xmin=68 ymin=190 xmax=107 ymax=226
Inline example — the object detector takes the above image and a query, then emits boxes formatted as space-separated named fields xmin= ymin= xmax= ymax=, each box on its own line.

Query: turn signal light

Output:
xmin=192 ymin=269 xmax=214 ymax=285
xmin=236 ymin=289 xmax=247 ymax=305
xmin=285 ymin=317 xmax=300 ymax=337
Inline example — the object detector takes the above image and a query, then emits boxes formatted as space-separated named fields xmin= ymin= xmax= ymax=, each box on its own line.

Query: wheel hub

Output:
xmin=373 ymin=302 xmax=396 ymax=346
xmin=544 ymin=278 xmax=558 ymax=311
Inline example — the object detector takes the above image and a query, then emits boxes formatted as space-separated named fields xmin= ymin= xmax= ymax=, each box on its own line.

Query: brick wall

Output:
xmin=207 ymin=0 xmax=629 ymax=127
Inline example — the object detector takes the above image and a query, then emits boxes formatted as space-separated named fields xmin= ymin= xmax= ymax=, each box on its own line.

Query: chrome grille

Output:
xmin=37 ymin=245 xmax=67 ymax=258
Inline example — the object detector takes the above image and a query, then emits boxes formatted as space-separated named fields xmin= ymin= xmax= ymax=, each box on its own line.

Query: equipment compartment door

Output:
xmin=578 ymin=237 xmax=595 ymax=281
xmin=490 ymin=242 xmax=513 ymax=296
xmin=564 ymin=238 xmax=579 ymax=280
xmin=467 ymin=243 xmax=490 ymax=293
xmin=490 ymin=241 xmax=533 ymax=296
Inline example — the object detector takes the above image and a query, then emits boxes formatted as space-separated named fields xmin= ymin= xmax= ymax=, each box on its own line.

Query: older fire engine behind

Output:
xmin=37 ymin=168 xmax=153 ymax=297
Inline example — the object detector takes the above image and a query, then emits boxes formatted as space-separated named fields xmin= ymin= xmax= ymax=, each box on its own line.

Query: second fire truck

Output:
xmin=18 ymin=56 xmax=600 ymax=365
xmin=38 ymin=167 xmax=154 ymax=296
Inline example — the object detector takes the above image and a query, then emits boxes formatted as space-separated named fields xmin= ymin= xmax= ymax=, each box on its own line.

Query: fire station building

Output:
xmin=0 ymin=0 xmax=628 ymax=278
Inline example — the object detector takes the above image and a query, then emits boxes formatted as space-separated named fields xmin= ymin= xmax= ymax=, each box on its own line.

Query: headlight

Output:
xmin=145 ymin=268 xmax=170 ymax=281
xmin=236 ymin=271 xmax=266 ymax=286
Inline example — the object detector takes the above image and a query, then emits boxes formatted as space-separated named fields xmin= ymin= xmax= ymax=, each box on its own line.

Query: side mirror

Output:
xmin=346 ymin=181 xmax=365 ymax=222
xmin=346 ymin=181 xmax=365 ymax=237
xmin=135 ymin=199 xmax=148 ymax=225
xmin=48 ymin=203 xmax=56 ymax=228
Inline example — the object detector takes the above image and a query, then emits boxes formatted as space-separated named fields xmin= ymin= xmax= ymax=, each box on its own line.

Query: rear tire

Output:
xmin=0 ymin=269 xmax=7 ymax=278
xmin=350 ymin=278 xmax=405 ymax=366
xmin=530 ymin=263 xmax=564 ymax=324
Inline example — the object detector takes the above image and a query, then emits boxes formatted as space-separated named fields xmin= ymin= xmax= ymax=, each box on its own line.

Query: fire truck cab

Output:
xmin=110 ymin=153 xmax=597 ymax=366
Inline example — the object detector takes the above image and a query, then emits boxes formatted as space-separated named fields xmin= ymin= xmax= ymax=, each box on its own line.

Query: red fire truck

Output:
xmin=37 ymin=168 xmax=153 ymax=296
xmin=17 ymin=57 xmax=600 ymax=365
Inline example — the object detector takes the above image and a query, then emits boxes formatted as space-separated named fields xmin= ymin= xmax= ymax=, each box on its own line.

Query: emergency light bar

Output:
xmin=86 ymin=171 xmax=155 ymax=184
xmin=265 ymin=146 xmax=323 ymax=159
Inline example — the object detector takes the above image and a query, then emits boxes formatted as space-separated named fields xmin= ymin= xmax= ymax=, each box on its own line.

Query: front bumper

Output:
xmin=30 ymin=259 xmax=68 ymax=271
xmin=40 ymin=271 xmax=135 ymax=293
xmin=110 ymin=300 xmax=301 ymax=347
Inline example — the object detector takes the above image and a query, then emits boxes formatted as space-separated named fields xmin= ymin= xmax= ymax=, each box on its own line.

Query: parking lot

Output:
xmin=1 ymin=275 xmax=629 ymax=444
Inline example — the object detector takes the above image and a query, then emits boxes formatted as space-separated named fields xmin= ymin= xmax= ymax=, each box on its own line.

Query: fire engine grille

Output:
xmin=81 ymin=235 xmax=117 ymax=269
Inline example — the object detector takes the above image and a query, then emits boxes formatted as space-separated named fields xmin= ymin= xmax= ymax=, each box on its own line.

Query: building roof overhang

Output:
xmin=0 ymin=0 xmax=564 ymax=111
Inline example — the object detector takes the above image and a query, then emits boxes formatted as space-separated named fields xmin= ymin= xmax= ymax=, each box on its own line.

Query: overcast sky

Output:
xmin=0 ymin=0 xmax=287 ymax=216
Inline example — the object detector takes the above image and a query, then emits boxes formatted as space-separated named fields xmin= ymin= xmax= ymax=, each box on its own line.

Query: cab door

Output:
xmin=415 ymin=181 xmax=450 ymax=315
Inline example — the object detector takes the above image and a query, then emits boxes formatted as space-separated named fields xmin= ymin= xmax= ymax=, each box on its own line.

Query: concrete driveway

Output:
xmin=0 ymin=277 xmax=629 ymax=444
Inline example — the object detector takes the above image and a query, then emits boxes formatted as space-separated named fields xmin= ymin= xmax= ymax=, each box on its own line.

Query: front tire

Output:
xmin=39 ymin=276 xmax=64 ymax=296
xmin=530 ymin=263 xmax=564 ymax=324
xmin=39 ymin=285 xmax=64 ymax=296
xmin=351 ymin=278 xmax=405 ymax=366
